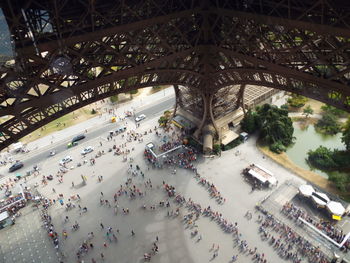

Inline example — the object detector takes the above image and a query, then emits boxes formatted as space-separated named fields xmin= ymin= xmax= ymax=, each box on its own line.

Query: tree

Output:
xmin=158 ymin=110 xmax=173 ymax=126
xmin=241 ymin=104 xmax=294 ymax=153
xmin=321 ymin=104 xmax=347 ymax=117
xmin=257 ymin=104 xmax=294 ymax=148
xmin=109 ymin=95 xmax=118 ymax=103
xmin=241 ymin=110 xmax=258 ymax=134
xmin=158 ymin=116 xmax=168 ymax=126
xmin=307 ymin=146 xmax=337 ymax=169
xmin=302 ymin=105 xmax=314 ymax=118
xmin=341 ymin=118 xmax=350 ymax=151
xmin=328 ymin=172 xmax=349 ymax=192
xmin=280 ymin=104 xmax=289 ymax=110
xmin=287 ymin=94 xmax=308 ymax=108
xmin=315 ymin=112 xmax=341 ymax=135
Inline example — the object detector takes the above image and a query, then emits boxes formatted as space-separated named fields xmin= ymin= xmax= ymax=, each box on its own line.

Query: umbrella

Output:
xmin=298 ymin=185 xmax=315 ymax=197
xmin=311 ymin=192 xmax=330 ymax=208
xmin=327 ymin=201 xmax=345 ymax=217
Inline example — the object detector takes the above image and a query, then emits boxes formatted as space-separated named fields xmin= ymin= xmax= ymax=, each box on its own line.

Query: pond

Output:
xmin=285 ymin=122 xmax=346 ymax=178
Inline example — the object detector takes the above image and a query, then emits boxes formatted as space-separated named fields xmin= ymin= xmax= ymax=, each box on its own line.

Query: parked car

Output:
xmin=135 ymin=114 xmax=146 ymax=122
xmin=115 ymin=127 xmax=127 ymax=133
xmin=59 ymin=156 xmax=73 ymax=165
xmin=72 ymin=134 xmax=86 ymax=143
xmin=81 ymin=146 xmax=94 ymax=155
xmin=9 ymin=161 xmax=24 ymax=172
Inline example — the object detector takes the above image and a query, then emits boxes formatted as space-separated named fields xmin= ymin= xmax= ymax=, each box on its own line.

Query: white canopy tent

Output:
xmin=298 ymin=185 xmax=315 ymax=197
xmin=311 ymin=192 xmax=330 ymax=208
xmin=326 ymin=201 xmax=346 ymax=216
xmin=247 ymin=168 xmax=277 ymax=185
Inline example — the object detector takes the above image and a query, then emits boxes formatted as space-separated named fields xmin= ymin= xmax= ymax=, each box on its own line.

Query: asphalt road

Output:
xmin=5 ymin=96 xmax=175 ymax=175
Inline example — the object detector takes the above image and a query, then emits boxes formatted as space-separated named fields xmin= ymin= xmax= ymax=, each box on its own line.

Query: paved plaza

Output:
xmin=0 ymin=106 xmax=349 ymax=263
xmin=0 ymin=205 xmax=58 ymax=263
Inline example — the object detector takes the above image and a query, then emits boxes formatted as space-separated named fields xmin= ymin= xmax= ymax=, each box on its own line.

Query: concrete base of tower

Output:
xmin=173 ymin=108 xmax=245 ymax=153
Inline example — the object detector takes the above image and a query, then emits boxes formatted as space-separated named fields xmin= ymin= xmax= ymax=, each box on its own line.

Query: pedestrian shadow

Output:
xmin=74 ymin=181 xmax=87 ymax=189
xmin=209 ymin=255 xmax=217 ymax=261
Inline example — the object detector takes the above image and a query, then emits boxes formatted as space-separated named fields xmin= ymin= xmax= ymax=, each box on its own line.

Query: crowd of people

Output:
xmin=144 ymin=141 xmax=198 ymax=174
xmin=167 ymin=183 xmax=271 ymax=262
xmin=4 ymin=107 xmax=346 ymax=263
xmin=257 ymin=205 xmax=331 ymax=263
xmin=197 ymin=177 xmax=226 ymax=204
xmin=282 ymin=201 xmax=349 ymax=250
xmin=40 ymin=197 xmax=62 ymax=255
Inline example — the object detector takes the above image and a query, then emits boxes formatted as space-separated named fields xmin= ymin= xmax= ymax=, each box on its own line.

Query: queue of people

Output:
xmin=257 ymin=205 xmax=331 ymax=263
xmin=282 ymin=201 xmax=349 ymax=251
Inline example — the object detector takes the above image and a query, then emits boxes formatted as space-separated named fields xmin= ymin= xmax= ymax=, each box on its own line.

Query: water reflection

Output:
xmin=285 ymin=122 xmax=347 ymax=178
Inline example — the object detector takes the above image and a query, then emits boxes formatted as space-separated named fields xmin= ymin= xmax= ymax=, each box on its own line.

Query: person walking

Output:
xmin=100 ymin=223 xmax=104 ymax=229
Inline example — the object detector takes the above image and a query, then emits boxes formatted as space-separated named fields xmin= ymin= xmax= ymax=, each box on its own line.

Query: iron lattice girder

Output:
xmin=3 ymin=0 xmax=350 ymax=50
xmin=0 ymin=0 xmax=350 ymax=150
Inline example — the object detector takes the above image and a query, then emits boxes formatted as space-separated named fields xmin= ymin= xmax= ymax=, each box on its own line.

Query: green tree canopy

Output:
xmin=243 ymin=104 xmax=294 ymax=153
xmin=302 ymin=105 xmax=314 ymax=118
xmin=315 ymin=112 xmax=341 ymax=135
xmin=342 ymin=117 xmax=350 ymax=151
xmin=260 ymin=113 xmax=294 ymax=146
xmin=287 ymin=94 xmax=308 ymax=108
xmin=241 ymin=110 xmax=258 ymax=134
xmin=321 ymin=104 xmax=347 ymax=117
xmin=307 ymin=146 xmax=337 ymax=169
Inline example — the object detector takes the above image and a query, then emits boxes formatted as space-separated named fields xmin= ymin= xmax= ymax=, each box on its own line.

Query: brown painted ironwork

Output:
xmin=0 ymin=0 xmax=350 ymax=150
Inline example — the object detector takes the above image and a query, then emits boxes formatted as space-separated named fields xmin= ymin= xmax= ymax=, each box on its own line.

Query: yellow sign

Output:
xmin=111 ymin=117 xmax=116 ymax=123
xmin=332 ymin=215 xmax=342 ymax=221
xmin=171 ymin=120 xmax=183 ymax=129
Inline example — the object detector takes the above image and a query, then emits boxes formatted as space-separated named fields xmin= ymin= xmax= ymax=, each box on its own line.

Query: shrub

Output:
xmin=109 ymin=95 xmax=118 ymax=103
xmin=287 ymin=94 xmax=308 ymax=108
xmin=152 ymin=86 xmax=162 ymax=91
xmin=213 ymin=144 xmax=221 ymax=155
xmin=91 ymin=109 xmax=97 ymax=114
xmin=269 ymin=142 xmax=286 ymax=154
xmin=187 ymin=137 xmax=202 ymax=151
xmin=222 ymin=138 xmax=243 ymax=151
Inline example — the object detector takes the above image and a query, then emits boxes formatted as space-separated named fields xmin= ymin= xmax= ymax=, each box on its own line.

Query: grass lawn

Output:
xmin=149 ymin=85 xmax=171 ymax=95
xmin=20 ymin=105 xmax=97 ymax=144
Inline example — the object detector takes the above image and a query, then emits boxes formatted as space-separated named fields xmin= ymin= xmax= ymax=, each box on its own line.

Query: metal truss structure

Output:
xmin=0 ymin=0 xmax=350 ymax=150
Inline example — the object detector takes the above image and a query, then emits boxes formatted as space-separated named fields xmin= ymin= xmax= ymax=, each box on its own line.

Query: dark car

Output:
xmin=72 ymin=134 xmax=86 ymax=143
xmin=9 ymin=162 xmax=24 ymax=172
